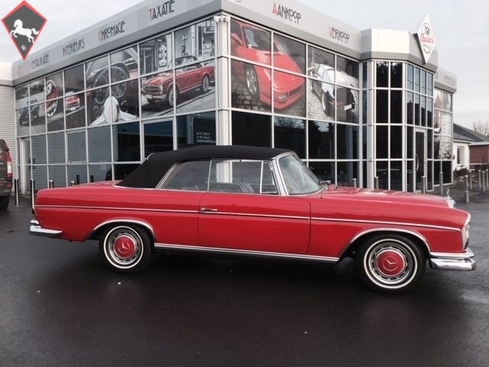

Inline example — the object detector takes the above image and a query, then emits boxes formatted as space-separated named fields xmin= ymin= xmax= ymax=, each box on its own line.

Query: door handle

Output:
xmin=200 ymin=207 xmax=218 ymax=213
xmin=415 ymin=154 xmax=419 ymax=171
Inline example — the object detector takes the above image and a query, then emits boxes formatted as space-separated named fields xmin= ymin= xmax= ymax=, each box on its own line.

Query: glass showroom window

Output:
xmin=177 ymin=112 xmax=216 ymax=149
xmin=434 ymin=88 xmax=454 ymax=184
xmin=65 ymin=64 xmax=86 ymax=129
xmin=274 ymin=117 xmax=306 ymax=158
xmin=232 ymin=111 xmax=271 ymax=147
xmin=31 ymin=134 xmax=47 ymax=189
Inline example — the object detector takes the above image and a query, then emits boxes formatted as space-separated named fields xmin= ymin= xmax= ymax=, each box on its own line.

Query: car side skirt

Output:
xmin=154 ymin=243 xmax=339 ymax=264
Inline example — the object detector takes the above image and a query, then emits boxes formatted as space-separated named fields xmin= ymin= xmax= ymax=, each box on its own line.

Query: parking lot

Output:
xmin=1 ymin=193 xmax=488 ymax=367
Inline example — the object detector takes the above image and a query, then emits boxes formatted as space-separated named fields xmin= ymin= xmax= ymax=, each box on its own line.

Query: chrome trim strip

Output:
xmin=33 ymin=204 xmax=197 ymax=215
xmin=429 ymin=248 xmax=476 ymax=271
xmin=29 ymin=220 xmax=62 ymax=238
xmin=199 ymin=210 xmax=308 ymax=221
xmin=34 ymin=204 xmax=309 ymax=222
xmin=154 ymin=243 xmax=339 ymax=263
xmin=312 ymin=216 xmax=460 ymax=232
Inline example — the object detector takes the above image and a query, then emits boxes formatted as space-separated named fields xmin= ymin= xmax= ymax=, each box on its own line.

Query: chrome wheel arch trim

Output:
xmin=154 ymin=243 xmax=339 ymax=264
xmin=90 ymin=219 xmax=155 ymax=241
xmin=338 ymin=227 xmax=431 ymax=258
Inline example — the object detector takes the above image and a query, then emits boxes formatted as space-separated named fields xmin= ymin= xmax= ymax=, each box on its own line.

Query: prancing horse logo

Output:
xmin=2 ymin=1 xmax=47 ymax=60
xmin=10 ymin=19 xmax=39 ymax=43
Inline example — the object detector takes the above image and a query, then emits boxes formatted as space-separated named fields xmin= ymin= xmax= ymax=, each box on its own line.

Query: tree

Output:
xmin=472 ymin=120 xmax=489 ymax=136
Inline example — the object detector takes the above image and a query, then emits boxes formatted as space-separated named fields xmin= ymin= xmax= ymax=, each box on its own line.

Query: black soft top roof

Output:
xmin=118 ymin=145 xmax=290 ymax=188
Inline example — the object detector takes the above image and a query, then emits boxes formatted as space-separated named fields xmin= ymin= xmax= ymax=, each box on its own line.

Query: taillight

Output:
xmin=6 ymin=149 xmax=12 ymax=182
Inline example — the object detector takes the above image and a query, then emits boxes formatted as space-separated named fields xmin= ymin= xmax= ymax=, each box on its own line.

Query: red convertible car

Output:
xmin=230 ymin=19 xmax=304 ymax=109
xmin=29 ymin=145 xmax=475 ymax=294
xmin=142 ymin=56 xmax=214 ymax=107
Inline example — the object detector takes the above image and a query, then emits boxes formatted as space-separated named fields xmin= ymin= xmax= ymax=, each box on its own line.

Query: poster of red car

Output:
xmin=140 ymin=19 xmax=216 ymax=118
xmin=230 ymin=19 xmax=305 ymax=116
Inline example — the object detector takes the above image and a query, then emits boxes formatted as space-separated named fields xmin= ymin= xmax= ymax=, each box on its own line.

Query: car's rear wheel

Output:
xmin=0 ymin=196 xmax=9 ymax=210
xmin=245 ymin=66 xmax=259 ymax=98
xmin=99 ymin=225 xmax=154 ymax=273
xmin=168 ymin=86 xmax=178 ymax=107
xmin=355 ymin=234 xmax=425 ymax=294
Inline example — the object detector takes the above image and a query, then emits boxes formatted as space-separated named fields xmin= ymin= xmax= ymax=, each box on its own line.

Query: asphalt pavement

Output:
xmin=0 ymin=192 xmax=488 ymax=367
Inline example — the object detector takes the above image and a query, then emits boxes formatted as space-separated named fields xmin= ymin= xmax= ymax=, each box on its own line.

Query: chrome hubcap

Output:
xmin=366 ymin=240 xmax=417 ymax=287
xmin=105 ymin=227 xmax=143 ymax=268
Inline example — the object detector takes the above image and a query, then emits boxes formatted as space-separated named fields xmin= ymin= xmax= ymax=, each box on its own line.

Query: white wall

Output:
xmin=453 ymin=141 xmax=470 ymax=170
xmin=0 ymin=62 xmax=17 ymax=184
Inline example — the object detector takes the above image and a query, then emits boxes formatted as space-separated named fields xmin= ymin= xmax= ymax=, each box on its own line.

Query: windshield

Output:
xmin=242 ymin=26 xmax=279 ymax=52
xmin=278 ymin=155 xmax=321 ymax=194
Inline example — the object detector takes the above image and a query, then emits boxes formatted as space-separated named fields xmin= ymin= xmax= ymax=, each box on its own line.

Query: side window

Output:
xmin=161 ymin=160 xmax=210 ymax=190
xmin=208 ymin=159 xmax=277 ymax=194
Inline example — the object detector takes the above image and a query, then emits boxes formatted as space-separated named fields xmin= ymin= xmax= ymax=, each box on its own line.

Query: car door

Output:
xmin=198 ymin=159 xmax=310 ymax=255
xmin=146 ymin=189 xmax=204 ymax=246
xmin=199 ymin=193 xmax=310 ymax=255
xmin=176 ymin=58 xmax=200 ymax=93
xmin=153 ymin=159 xmax=209 ymax=246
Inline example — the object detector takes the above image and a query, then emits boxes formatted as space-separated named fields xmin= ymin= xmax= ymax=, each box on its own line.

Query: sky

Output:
xmin=0 ymin=0 xmax=487 ymax=128
xmin=300 ymin=0 xmax=489 ymax=129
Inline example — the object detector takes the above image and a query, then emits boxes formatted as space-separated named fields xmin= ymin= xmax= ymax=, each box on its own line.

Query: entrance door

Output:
xmin=415 ymin=129 xmax=426 ymax=191
xmin=19 ymin=138 xmax=30 ymax=195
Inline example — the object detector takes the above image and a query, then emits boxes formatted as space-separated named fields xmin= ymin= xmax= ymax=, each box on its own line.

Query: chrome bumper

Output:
xmin=29 ymin=220 xmax=62 ymax=238
xmin=429 ymin=248 xmax=476 ymax=271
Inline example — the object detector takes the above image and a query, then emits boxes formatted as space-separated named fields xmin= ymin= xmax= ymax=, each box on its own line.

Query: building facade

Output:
xmin=1 ymin=0 xmax=457 ymax=194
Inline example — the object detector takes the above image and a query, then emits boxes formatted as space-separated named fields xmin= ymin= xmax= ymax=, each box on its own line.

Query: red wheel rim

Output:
xmin=374 ymin=249 xmax=406 ymax=278
xmin=114 ymin=235 xmax=136 ymax=260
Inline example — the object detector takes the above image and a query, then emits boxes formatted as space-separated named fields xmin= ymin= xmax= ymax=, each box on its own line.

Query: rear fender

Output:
xmin=89 ymin=219 xmax=155 ymax=242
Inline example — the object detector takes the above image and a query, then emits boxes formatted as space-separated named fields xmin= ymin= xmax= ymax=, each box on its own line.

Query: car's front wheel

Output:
xmin=321 ymin=92 xmax=333 ymax=117
xmin=99 ymin=225 xmax=154 ymax=273
xmin=201 ymin=75 xmax=210 ymax=93
xmin=355 ymin=234 xmax=425 ymax=294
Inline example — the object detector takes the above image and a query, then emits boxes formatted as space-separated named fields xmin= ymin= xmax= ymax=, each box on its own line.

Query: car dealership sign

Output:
xmin=272 ymin=2 xmax=302 ymax=24
xmin=2 ymin=1 xmax=47 ymax=60
xmin=416 ymin=14 xmax=436 ymax=64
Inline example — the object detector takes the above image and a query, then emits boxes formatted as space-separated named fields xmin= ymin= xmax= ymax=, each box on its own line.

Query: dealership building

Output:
xmin=0 ymin=0 xmax=457 ymax=194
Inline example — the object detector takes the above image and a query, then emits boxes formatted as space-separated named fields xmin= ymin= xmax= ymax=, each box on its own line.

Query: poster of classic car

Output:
xmin=308 ymin=46 xmax=359 ymax=123
xmin=140 ymin=19 xmax=216 ymax=118
xmin=141 ymin=56 xmax=215 ymax=111
xmin=16 ymin=74 xmax=69 ymax=133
